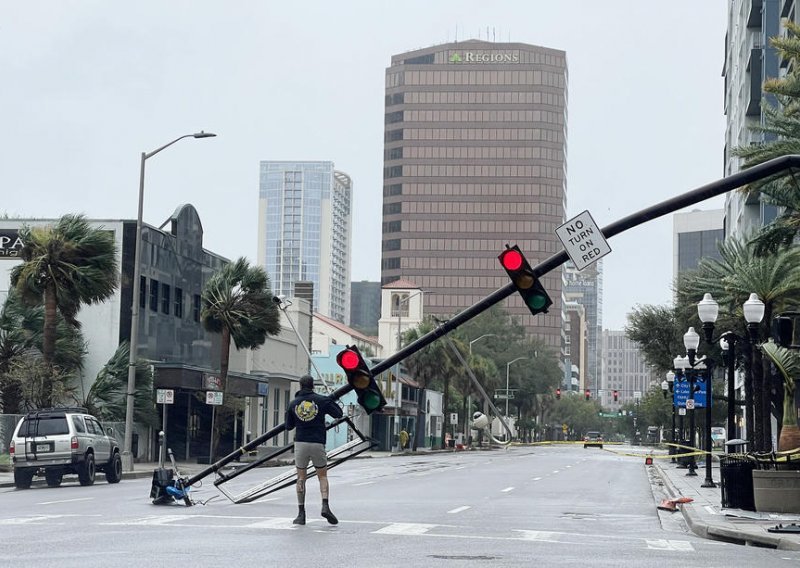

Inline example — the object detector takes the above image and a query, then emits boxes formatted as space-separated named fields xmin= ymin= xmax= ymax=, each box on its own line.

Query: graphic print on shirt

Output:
xmin=294 ymin=400 xmax=319 ymax=422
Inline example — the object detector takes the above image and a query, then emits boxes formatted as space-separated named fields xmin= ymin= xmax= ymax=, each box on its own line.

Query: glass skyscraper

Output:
xmin=258 ymin=161 xmax=352 ymax=323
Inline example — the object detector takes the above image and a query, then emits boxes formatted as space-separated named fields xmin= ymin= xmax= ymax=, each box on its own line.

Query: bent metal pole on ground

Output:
xmin=183 ymin=154 xmax=800 ymax=489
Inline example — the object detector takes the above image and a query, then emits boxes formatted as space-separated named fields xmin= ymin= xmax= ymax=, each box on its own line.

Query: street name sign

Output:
xmin=673 ymin=378 xmax=708 ymax=408
xmin=555 ymin=210 xmax=611 ymax=270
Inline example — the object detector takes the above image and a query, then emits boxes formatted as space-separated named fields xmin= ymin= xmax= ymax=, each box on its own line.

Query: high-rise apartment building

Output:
xmin=723 ymin=0 xmax=782 ymax=238
xmin=563 ymin=260 xmax=603 ymax=393
xmin=258 ymin=161 xmax=352 ymax=323
xmin=601 ymin=330 xmax=657 ymax=409
xmin=673 ymin=209 xmax=724 ymax=282
xmin=381 ymin=40 xmax=568 ymax=350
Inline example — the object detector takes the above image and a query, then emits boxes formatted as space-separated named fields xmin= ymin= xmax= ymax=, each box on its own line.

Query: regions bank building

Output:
xmin=381 ymin=40 xmax=568 ymax=349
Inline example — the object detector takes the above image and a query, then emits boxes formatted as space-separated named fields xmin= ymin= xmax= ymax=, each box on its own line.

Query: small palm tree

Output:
xmin=201 ymin=257 xmax=280 ymax=457
xmin=761 ymin=340 xmax=800 ymax=451
xmin=10 ymin=214 xmax=117 ymax=407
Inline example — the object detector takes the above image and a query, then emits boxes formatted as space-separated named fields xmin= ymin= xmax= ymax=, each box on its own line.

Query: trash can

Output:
xmin=719 ymin=454 xmax=756 ymax=511
xmin=676 ymin=439 xmax=693 ymax=468
xmin=447 ymin=439 xmax=455 ymax=449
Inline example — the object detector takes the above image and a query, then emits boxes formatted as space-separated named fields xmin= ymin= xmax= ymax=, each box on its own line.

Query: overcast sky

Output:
xmin=0 ymin=1 xmax=727 ymax=330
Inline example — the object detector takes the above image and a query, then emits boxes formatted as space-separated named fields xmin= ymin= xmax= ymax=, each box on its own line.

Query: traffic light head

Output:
xmin=613 ymin=390 xmax=619 ymax=402
xmin=336 ymin=346 xmax=387 ymax=414
xmin=584 ymin=389 xmax=591 ymax=400
xmin=498 ymin=245 xmax=552 ymax=316
xmin=556 ymin=388 xmax=561 ymax=400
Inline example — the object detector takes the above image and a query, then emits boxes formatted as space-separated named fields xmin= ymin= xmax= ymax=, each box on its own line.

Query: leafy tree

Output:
xmin=83 ymin=342 xmax=158 ymax=427
xmin=201 ymin=257 xmax=280 ymax=458
xmin=549 ymin=394 xmax=602 ymax=439
xmin=625 ymin=304 xmax=684 ymax=372
xmin=9 ymin=214 xmax=117 ymax=407
xmin=0 ymin=290 xmax=86 ymax=413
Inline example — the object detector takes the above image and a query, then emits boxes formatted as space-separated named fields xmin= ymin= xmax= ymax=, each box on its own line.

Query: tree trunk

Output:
xmin=41 ymin=283 xmax=58 ymax=407
xmin=211 ymin=327 xmax=231 ymax=460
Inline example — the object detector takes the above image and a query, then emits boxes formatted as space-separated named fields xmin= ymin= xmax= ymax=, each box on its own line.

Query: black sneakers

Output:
xmin=293 ymin=511 xmax=306 ymax=525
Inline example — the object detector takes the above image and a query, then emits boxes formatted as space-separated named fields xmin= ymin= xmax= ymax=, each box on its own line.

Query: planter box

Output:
xmin=753 ymin=470 xmax=800 ymax=513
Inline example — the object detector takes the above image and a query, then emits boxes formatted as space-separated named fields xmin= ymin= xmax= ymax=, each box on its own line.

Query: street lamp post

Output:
xmin=505 ymin=357 xmax=529 ymax=428
xmin=684 ymin=328 xmax=701 ymax=478
xmin=743 ymin=293 xmax=766 ymax=451
xmin=468 ymin=334 xmax=496 ymax=438
xmin=122 ymin=131 xmax=216 ymax=472
xmin=665 ymin=370 xmax=675 ymax=460
xmin=719 ymin=333 xmax=739 ymax=445
xmin=697 ymin=293 xmax=719 ymax=488
xmin=393 ymin=290 xmax=426 ymax=451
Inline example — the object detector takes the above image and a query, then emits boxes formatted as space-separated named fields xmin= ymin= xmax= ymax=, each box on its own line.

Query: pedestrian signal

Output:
xmin=498 ymin=245 xmax=552 ymax=316
xmin=336 ymin=346 xmax=386 ymax=414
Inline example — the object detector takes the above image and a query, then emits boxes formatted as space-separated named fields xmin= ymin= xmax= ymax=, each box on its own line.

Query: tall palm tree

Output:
xmin=733 ymin=20 xmax=800 ymax=255
xmin=680 ymin=236 xmax=800 ymax=450
xmin=402 ymin=318 xmax=457 ymax=450
xmin=201 ymin=257 xmax=280 ymax=458
xmin=9 ymin=214 xmax=117 ymax=407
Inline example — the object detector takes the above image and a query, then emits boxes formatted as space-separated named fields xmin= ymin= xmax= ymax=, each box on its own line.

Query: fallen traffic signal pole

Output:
xmin=160 ymin=154 xmax=800 ymax=501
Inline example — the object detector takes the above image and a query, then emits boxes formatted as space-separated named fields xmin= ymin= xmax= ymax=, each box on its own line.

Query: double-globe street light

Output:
xmin=662 ymin=370 xmax=676 ymax=460
xmin=122 ymin=131 xmax=217 ymax=472
xmin=393 ymin=289 xmax=427 ymax=451
xmin=505 ymin=356 xmax=529 ymax=423
xmin=696 ymin=292 xmax=765 ymax=453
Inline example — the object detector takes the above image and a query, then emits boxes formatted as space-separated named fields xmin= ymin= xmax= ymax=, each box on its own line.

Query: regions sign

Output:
xmin=449 ymin=52 xmax=520 ymax=63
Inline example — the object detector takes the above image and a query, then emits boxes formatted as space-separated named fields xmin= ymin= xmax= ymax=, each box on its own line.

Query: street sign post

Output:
xmin=156 ymin=389 xmax=174 ymax=405
xmin=673 ymin=378 xmax=708 ymax=408
xmin=494 ymin=389 xmax=517 ymax=400
xmin=449 ymin=412 xmax=458 ymax=425
xmin=206 ymin=391 xmax=223 ymax=405
xmin=555 ymin=210 xmax=612 ymax=270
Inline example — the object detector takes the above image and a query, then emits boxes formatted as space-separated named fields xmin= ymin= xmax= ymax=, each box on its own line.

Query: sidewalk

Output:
xmin=655 ymin=458 xmax=800 ymax=550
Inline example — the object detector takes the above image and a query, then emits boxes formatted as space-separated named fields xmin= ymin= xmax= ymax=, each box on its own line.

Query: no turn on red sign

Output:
xmin=555 ymin=210 xmax=611 ymax=271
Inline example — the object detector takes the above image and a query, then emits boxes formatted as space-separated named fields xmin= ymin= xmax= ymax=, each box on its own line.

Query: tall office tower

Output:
xmin=381 ymin=41 xmax=568 ymax=350
xmin=601 ymin=330 xmax=657 ymax=409
xmin=350 ymin=280 xmax=382 ymax=336
xmin=563 ymin=260 xmax=603 ymax=393
xmin=258 ymin=161 xmax=352 ymax=324
xmin=564 ymin=301 xmax=587 ymax=392
xmin=723 ymin=0 xmax=782 ymax=238
xmin=673 ymin=209 xmax=725 ymax=282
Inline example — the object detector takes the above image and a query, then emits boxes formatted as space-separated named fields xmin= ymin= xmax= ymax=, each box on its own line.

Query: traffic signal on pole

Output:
xmin=336 ymin=346 xmax=387 ymax=414
xmin=585 ymin=389 xmax=591 ymax=400
xmin=556 ymin=388 xmax=561 ymax=400
xmin=498 ymin=245 xmax=552 ymax=316
xmin=613 ymin=390 xmax=618 ymax=402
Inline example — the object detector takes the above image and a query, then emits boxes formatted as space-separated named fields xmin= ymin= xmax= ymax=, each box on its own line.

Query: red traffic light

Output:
xmin=556 ymin=388 xmax=561 ymax=400
xmin=613 ymin=390 xmax=619 ymax=402
xmin=585 ymin=389 xmax=591 ymax=400
xmin=338 ymin=349 xmax=361 ymax=372
xmin=499 ymin=248 xmax=524 ymax=271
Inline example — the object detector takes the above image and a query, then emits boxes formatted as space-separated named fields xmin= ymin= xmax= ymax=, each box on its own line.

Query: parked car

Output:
xmin=583 ymin=431 xmax=603 ymax=449
xmin=9 ymin=407 xmax=123 ymax=489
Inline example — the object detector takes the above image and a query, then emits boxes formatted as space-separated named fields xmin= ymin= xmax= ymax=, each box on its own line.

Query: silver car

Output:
xmin=9 ymin=407 xmax=123 ymax=489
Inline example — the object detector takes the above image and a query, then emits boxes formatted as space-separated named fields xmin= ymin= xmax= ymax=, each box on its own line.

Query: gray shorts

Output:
xmin=294 ymin=441 xmax=327 ymax=470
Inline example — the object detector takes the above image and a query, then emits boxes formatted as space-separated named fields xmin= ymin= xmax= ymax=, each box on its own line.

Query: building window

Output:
xmin=391 ymin=293 xmax=410 ymax=318
xmin=139 ymin=276 xmax=147 ymax=309
xmin=149 ymin=279 xmax=159 ymax=312
xmin=193 ymin=294 xmax=201 ymax=323
xmin=174 ymin=287 xmax=183 ymax=318
xmin=161 ymin=283 xmax=171 ymax=314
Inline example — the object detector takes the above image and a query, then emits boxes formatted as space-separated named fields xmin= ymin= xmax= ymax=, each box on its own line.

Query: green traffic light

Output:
xmin=362 ymin=391 xmax=382 ymax=411
xmin=527 ymin=294 xmax=547 ymax=310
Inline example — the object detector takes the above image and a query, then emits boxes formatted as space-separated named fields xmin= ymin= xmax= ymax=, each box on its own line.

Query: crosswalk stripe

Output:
xmin=105 ymin=515 xmax=191 ymax=526
xmin=374 ymin=523 xmax=437 ymax=535
xmin=246 ymin=518 xmax=296 ymax=530
xmin=448 ymin=506 xmax=470 ymax=514
xmin=645 ymin=539 xmax=694 ymax=551
xmin=501 ymin=487 xmax=514 ymax=492
xmin=515 ymin=530 xmax=560 ymax=542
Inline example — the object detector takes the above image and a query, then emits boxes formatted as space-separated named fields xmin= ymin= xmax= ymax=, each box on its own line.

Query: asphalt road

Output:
xmin=3 ymin=445 xmax=800 ymax=567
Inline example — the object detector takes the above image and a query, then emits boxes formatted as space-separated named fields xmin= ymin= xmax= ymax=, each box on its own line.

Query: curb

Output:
xmin=653 ymin=463 xmax=800 ymax=550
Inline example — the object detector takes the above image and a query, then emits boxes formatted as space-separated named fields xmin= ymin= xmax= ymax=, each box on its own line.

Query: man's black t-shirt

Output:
xmin=285 ymin=387 xmax=343 ymax=445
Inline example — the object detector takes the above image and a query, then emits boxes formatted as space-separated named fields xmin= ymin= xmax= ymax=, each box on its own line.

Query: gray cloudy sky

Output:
xmin=0 ymin=1 xmax=727 ymax=330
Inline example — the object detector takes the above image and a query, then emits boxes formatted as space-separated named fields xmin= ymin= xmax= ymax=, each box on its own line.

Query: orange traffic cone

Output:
xmin=645 ymin=456 xmax=653 ymax=465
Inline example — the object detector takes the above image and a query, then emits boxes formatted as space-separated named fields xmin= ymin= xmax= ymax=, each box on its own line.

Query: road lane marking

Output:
xmin=455 ymin=466 xmax=465 ymax=470
xmin=515 ymin=530 xmax=560 ymax=542
xmin=246 ymin=517 xmax=296 ymax=530
xmin=501 ymin=487 xmax=514 ymax=492
xmin=532 ymin=477 xmax=542 ymax=481
xmin=354 ymin=481 xmax=375 ymax=486
xmin=105 ymin=515 xmax=192 ymax=526
xmin=448 ymin=506 xmax=470 ymax=514
xmin=37 ymin=497 xmax=94 ymax=505
xmin=552 ymin=470 xmax=560 ymax=474
xmin=646 ymin=539 xmax=694 ymax=551
xmin=565 ymin=465 xmax=572 ymax=468
xmin=374 ymin=523 xmax=436 ymax=535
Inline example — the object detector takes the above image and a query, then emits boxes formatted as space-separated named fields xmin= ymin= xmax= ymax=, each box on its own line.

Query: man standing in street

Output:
xmin=285 ymin=375 xmax=343 ymax=525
